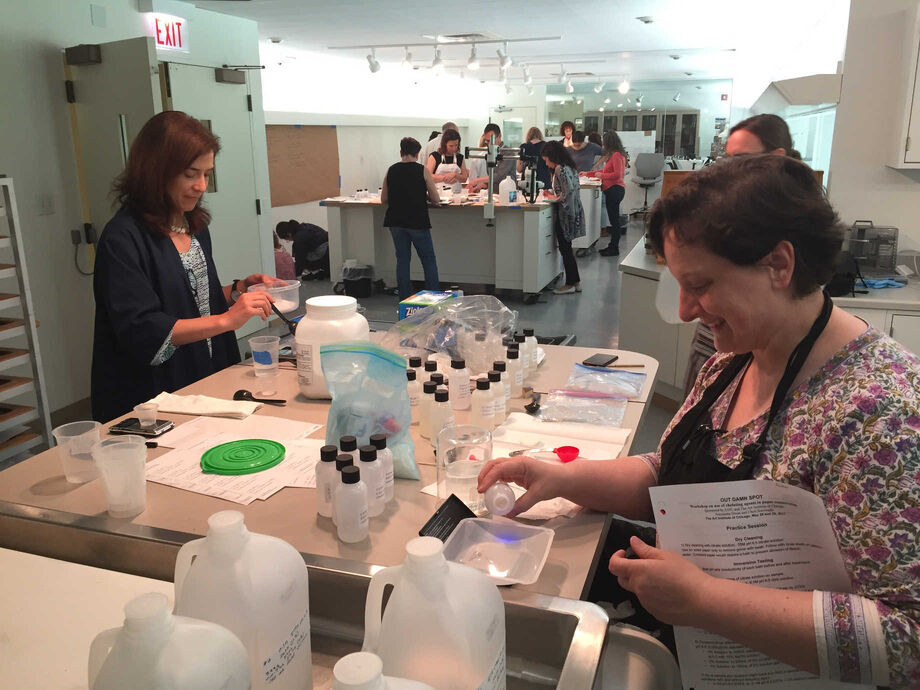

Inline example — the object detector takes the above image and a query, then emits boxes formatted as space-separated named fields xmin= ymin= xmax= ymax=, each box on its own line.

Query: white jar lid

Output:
xmin=305 ymin=295 xmax=358 ymax=317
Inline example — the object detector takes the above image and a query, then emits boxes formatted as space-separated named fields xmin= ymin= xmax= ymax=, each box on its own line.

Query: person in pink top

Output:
xmin=273 ymin=231 xmax=296 ymax=280
xmin=585 ymin=130 xmax=627 ymax=256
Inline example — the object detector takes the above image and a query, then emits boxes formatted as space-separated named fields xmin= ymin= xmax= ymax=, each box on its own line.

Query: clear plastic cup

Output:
xmin=52 ymin=420 xmax=102 ymax=484
xmin=91 ymin=435 xmax=147 ymax=518
xmin=134 ymin=403 xmax=158 ymax=429
xmin=437 ymin=425 xmax=492 ymax=515
xmin=248 ymin=335 xmax=280 ymax=395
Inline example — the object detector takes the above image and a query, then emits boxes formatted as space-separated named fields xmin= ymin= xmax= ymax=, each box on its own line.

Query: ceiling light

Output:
xmin=684 ymin=72 xmax=693 ymax=76
xmin=432 ymin=47 xmax=444 ymax=74
xmin=565 ymin=79 xmax=574 ymax=93
xmin=670 ymin=54 xmax=681 ymax=60
xmin=467 ymin=44 xmax=480 ymax=71
xmin=598 ymin=106 xmax=605 ymax=112
xmin=604 ymin=97 xmax=610 ymax=104
xmin=636 ymin=16 xmax=653 ymax=24
xmin=497 ymin=42 xmax=512 ymax=71
xmin=650 ymin=107 xmax=656 ymax=111
xmin=559 ymin=100 xmax=566 ymax=105
xmin=626 ymin=97 xmax=632 ymax=104
xmin=617 ymin=79 xmax=629 ymax=94
xmin=576 ymin=99 xmax=583 ymax=105
xmin=558 ymin=63 xmax=568 ymax=84
xmin=402 ymin=47 xmax=413 ymax=70
xmin=522 ymin=65 xmax=532 ymax=85
xmin=366 ymin=48 xmax=380 ymax=73
xmin=593 ymin=81 xmax=605 ymax=94
xmin=673 ymin=91 xmax=681 ymax=102
xmin=695 ymin=85 xmax=702 ymax=90
xmin=269 ymin=37 xmax=283 ymax=44
xmin=617 ymin=103 xmax=623 ymax=108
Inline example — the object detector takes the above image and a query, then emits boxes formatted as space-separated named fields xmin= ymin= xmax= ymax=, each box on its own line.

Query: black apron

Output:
xmin=584 ymin=293 xmax=834 ymax=647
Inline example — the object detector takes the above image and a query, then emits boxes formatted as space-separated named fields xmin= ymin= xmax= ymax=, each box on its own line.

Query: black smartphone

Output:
xmin=109 ymin=417 xmax=174 ymax=438
xmin=581 ymin=353 xmax=619 ymax=368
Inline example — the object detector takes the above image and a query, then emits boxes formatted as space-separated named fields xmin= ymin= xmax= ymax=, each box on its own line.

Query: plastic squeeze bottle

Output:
xmin=340 ymin=435 xmax=359 ymax=464
xmin=523 ymin=327 xmax=539 ymax=370
xmin=315 ymin=444 xmax=339 ymax=519
xmin=507 ymin=347 xmax=524 ymax=398
xmin=470 ymin=378 xmax=494 ymax=429
xmin=428 ymin=388 xmax=455 ymax=448
xmin=359 ymin=445 xmax=386 ymax=518
xmin=493 ymin=360 xmax=511 ymax=410
xmin=515 ymin=334 xmax=532 ymax=378
xmin=333 ymin=454 xmax=355 ymax=525
xmin=335 ymin=466 xmax=369 ymax=543
xmin=369 ymin=433 xmax=395 ymax=503
xmin=448 ymin=359 xmax=471 ymax=410
xmin=419 ymin=381 xmax=437 ymax=439
xmin=488 ymin=370 xmax=506 ymax=426
xmin=406 ymin=369 xmax=421 ymax=425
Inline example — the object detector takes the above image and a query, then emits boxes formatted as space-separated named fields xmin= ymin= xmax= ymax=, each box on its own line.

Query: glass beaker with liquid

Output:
xmin=436 ymin=425 xmax=492 ymax=514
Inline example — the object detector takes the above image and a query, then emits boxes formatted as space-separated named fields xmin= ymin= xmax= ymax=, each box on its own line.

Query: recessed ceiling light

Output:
xmin=269 ymin=37 xmax=283 ymax=44
xmin=617 ymin=79 xmax=629 ymax=94
xmin=670 ymin=55 xmax=681 ymax=60
xmin=636 ymin=16 xmax=653 ymax=24
xmin=599 ymin=106 xmax=605 ymax=112
xmin=684 ymin=72 xmax=693 ymax=76
xmin=604 ymin=97 xmax=610 ymax=104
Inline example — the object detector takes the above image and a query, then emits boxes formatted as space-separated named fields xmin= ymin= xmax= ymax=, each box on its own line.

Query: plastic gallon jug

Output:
xmin=333 ymin=652 xmax=434 ymax=690
xmin=498 ymin=175 xmax=517 ymax=205
xmin=88 ymin=592 xmax=250 ymax=690
xmin=174 ymin=511 xmax=312 ymax=690
xmin=296 ymin=295 xmax=369 ymax=398
xmin=363 ymin=536 xmax=506 ymax=689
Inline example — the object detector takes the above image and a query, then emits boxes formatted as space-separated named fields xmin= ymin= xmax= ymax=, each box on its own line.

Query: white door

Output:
xmin=163 ymin=62 xmax=265 ymax=337
xmin=67 ymin=37 xmax=161 ymax=234
xmin=492 ymin=106 xmax=537 ymax=147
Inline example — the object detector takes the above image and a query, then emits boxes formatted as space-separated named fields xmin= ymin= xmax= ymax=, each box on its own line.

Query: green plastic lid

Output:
xmin=201 ymin=439 xmax=285 ymax=475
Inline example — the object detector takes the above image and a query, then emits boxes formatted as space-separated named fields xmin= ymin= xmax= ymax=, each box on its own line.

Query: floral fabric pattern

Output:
xmin=150 ymin=238 xmax=211 ymax=365
xmin=639 ymin=328 xmax=920 ymax=688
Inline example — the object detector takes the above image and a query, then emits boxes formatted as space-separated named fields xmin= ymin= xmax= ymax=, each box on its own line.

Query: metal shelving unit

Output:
xmin=0 ymin=178 xmax=53 ymax=467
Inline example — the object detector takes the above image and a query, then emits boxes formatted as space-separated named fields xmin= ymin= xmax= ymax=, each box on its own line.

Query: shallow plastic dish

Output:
xmin=442 ymin=517 xmax=554 ymax=586
xmin=249 ymin=279 xmax=300 ymax=313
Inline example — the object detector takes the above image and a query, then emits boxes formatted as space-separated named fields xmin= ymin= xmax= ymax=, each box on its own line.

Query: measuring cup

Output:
xmin=508 ymin=445 xmax=579 ymax=462
xmin=92 ymin=435 xmax=147 ymax=518
xmin=437 ymin=425 xmax=492 ymax=514
xmin=52 ymin=420 xmax=102 ymax=483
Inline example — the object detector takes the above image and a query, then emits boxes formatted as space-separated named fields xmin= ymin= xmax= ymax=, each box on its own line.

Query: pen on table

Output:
xmin=145 ymin=441 xmax=158 ymax=449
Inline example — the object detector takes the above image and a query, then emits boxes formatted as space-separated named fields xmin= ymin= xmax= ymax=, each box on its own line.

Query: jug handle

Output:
xmin=87 ymin=627 xmax=119 ymax=689
xmin=362 ymin=564 xmax=402 ymax=653
xmin=173 ymin=538 xmax=204 ymax=608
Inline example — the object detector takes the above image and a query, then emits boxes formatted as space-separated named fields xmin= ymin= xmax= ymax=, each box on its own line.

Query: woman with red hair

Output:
xmin=91 ymin=111 xmax=275 ymax=422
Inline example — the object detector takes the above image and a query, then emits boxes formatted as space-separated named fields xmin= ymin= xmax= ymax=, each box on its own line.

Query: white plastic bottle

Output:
xmin=363 ymin=537 xmax=506 ymax=690
xmin=418 ymin=381 xmax=437 ymax=440
xmin=488 ymin=370 xmax=506 ymax=426
xmin=88 ymin=592 xmax=250 ymax=690
xmin=359 ymin=445 xmax=386 ymax=518
xmin=523 ymin=327 xmax=539 ymax=371
xmin=484 ymin=483 xmax=516 ymax=516
xmin=333 ymin=652 xmax=434 ymax=690
xmin=507 ymin=348 xmax=523 ymax=398
xmin=333 ymin=455 xmax=354 ymax=526
xmin=448 ymin=358 xmax=471 ymax=411
xmin=514 ymin=334 xmax=532 ymax=378
xmin=296 ymin=295 xmax=369 ymax=399
xmin=406 ymin=369 xmax=421 ymax=425
xmin=498 ymin=174 xmax=517 ymax=205
xmin=316 ymin=444 xmax=339 ymax=519
xmin=428 ymin=388 xmax=454 ymax=448
xmin=370 ymin=434 xmax=395 ymax=503
xmin=492 ymin=360 xmax=511 ymax=410
xmin=470 ymin=378 xmax=494 ymax=429
xmin=408 ymin=355 xmax=423 ymax=377
xmin=174 ymin=511 xmax=312 ymax=690
xmin=335 ymin=465 xmax=369 ymax=543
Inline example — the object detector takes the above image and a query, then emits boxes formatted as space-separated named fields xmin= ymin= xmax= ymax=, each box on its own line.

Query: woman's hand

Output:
xmin=542 ymin=191 xmax=558 ymax=200
xmin=609 ymin=536 xmax=713 ymax=627
xmin=241 ymin=273 xmax=279 ymax=290
xmin=477 ymin=456 xmax=567 ymax=517
xmin=223 ymin=290 xmax=273 ymax=330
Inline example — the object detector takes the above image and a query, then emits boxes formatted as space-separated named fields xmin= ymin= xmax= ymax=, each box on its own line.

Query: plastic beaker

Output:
xmin=92 ymin=435 xmax=147 ymax=518
xmin=248 ymin=335 xmax=280 ymax=395
xmin=133 ymin=403 xmax=158 ymax=429
xmin=52 ymin=420 xmax=102 ymax=484
xmin=437 ymin=425 xmax=492 ymax=514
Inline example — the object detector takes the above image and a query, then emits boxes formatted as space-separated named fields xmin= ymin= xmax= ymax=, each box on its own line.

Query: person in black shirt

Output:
xmin=381 ymin=137 xmax=443 ymax=299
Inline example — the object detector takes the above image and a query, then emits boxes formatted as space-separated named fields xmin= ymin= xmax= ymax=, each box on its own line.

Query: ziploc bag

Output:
xmin=540 ymin=389 xmax=627 ymax=426
xmin=566 ymin=363 xmax=646 ymax=399
xmin=320 ymin=341 xmax=418 ymax=479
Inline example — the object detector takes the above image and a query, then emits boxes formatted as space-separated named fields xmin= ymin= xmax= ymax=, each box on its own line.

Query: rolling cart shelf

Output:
xmin=0 ymin=431 xmax=42 ymax=463
xmin=0 ymin=294 xmax=21 ymax=311
xmin=0 ymin=376 xmax=34 ymax=403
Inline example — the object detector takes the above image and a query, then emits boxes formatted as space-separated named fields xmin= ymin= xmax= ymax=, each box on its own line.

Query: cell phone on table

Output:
xmin=109 ymin=417 xmax=174 ymax=438
xmin=581 ymin=353 xmax=619 ymax=368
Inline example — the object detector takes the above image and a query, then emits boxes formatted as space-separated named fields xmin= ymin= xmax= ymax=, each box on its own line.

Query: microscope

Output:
xmin=465 ymin=133 xmax=530 ymax=225
xmin=516 ymin=154 xmax=544 ymax=204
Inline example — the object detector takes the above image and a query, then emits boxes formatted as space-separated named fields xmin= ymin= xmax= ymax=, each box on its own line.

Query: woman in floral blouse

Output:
xmin=479 ymin=155 xmax=920 ymax=687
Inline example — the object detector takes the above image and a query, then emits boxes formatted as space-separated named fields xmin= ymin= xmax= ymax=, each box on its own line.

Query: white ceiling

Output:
xmin=190 ymin=0 xmax=850 ymax=92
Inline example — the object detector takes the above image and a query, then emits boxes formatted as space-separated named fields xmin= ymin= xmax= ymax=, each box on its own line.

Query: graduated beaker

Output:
xmin=436 ymin=425 xmax=491 ymax=514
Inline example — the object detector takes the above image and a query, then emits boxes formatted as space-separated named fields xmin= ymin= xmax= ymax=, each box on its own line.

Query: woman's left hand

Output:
xmin=609 ymin=536 xmax=713 ymax=627
xmin=241 ymin=274 xmax=280 ymax=291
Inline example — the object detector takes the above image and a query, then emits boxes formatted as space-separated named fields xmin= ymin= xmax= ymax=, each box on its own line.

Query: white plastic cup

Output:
xmin=52 ymin=420 xmax=102 ymax=484
xmin=134 ymin=403 xmax=158 ymax=429
xmin=92 ymin=435 xmax=147 ymax=518
xmin=248 ymin=335 xmax=280 ymax=395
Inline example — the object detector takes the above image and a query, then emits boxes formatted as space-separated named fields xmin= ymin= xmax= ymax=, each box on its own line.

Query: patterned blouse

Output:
xmin=151 ymin=238 xmax=212 ymax=365
xmin=638 ymin=328 xmax=920 ymax=688
xmin=551 ymin=165 xmax=586 ymax=242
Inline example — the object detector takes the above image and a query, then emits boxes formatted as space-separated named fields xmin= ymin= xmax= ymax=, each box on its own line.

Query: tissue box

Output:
xmin=398 ymin=290 xmax=461 ymax=320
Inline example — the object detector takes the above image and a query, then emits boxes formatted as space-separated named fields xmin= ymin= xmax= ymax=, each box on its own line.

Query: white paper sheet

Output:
xmin=650 ymin=480 xmax=870 ymax=690
xmin=156 ymin=415 xmax=322 ymax=449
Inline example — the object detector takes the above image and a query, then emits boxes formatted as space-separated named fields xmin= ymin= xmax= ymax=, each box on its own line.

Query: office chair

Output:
xmin=630 ymin=153 xmax=665 ymax=217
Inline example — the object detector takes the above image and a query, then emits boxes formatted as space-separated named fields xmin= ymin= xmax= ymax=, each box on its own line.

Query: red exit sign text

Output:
xmin=145 ymin=13 xmax=190 ymax=53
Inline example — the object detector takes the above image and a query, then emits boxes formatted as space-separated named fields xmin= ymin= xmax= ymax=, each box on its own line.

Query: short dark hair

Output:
xmin=439 ymin=128 xmax=461 ymax=154
xmin=400 ymin=137 xmax=422 ymax=157
xmin=587 ymin=132 xmax=602 ymax=146
xmin=647 ymin=155 xmax=843 ymax=296
xmin=541 ymin=140 xmax=577 ymax=170
xmin=483 ymin=123 xmax=501 ymax=138
xmin=428 ymin=130 xmax=440 ymax=141
xmin=275 ymin=219 xmax=299 ymax=241
xmin=730 ymin=114 xmax=801 ymax=160
xmin=560 ymin=121 xmax=575 ymax=136
xmin=572 ymin=130 xmax=586 ymax=144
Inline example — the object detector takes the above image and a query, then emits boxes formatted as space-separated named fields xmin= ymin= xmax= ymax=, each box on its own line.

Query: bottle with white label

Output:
xmin=333 ymin=455 xmax=355 ymax=526
xmin=363 ymin=537 xmax=506 ymax=690
xmin=506 ymin=348 xmax=523 ymax=398
xmin=359 ymin=445 xmax=386 ymax=518
xmin=407 ymin=369 xmax=421 ymax=425
xmin=514 ymin=334 xmax=531 ymax=378
xmin=340 ymin=436 xmax=359 ymax=465
xmin=335 ymin=466 xmax=369 ymax=543
xmin=174 ymin=511 xmax=312 ymax=690
xmin=315 ymin=444 xmax=339 ymax=519
xmin=369 ymin=434 xmax=395 ymax=503
xmin=448 ymin=359 xmax=471 ymax=410
xmin=470 ymin=378 xmax=494 ymax=429
xmin=487 ymin=370 xmax=506 ymax=426
xmin=332 ymin=651 xmax=434 ymax=690
xmin=419 ymin=381 xmax=437 ymax=439
xmin=428 ymin=388 xmax=454 ymax=447
xmin=523 ymin=328 xmax=539 ymax=371
xmin=492 ymin=361 xmax=511 ymax=410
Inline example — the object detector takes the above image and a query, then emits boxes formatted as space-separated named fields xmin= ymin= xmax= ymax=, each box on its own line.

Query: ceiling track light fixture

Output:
xmin=432 ymin=47 xmax=444 ymax=74
xmin=617 ymin=103 xmax=623 ymax=108
xmin=593 ymin=81 xmax=606 ymax=94
xmin=522 ymin=64 xmax=532 ymax=85
xmin=650 ymin=106 xmax=656 ymax=111
xmin=565 ymin=79 xmax=574 ymax=94
xmin=526 ymin=84 xmax=534 ymax=95
xmin=603 ymin=97 xmax=611 ymax=104
xmin=598 ymin=106 xmax=605 ymax=112
xmin=467 ymin=44 xmax=480 ymax=71
xmin=497 ymin=42 xmax=512 ymax=71
xmin=505 ymin=80 xmax=513 ymax=95
xmin=670 ymin=54 xmax=681 ymax=60
xmin=672 ymin=91 xmax=681 ymax=102
xmin=366 ymin=48 xmax=380 ymax=73
xmin=617 ymin=78 xmax=630 ymax=94
xmin=558 ymin=63 xmax=568 ymax=84
xmin=401 ymin=46 xmax=413 ymax=70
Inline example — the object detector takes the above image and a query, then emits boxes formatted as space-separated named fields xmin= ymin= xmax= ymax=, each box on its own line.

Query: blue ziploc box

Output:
xmin=397 ymin=290 xmax=462 ymax=320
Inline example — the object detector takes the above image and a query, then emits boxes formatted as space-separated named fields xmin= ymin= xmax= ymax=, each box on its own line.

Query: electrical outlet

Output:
xmin=70 ymin=230 xmax=82 ymax=246
xmin=37 ymin=193 xmax=54 ymax=216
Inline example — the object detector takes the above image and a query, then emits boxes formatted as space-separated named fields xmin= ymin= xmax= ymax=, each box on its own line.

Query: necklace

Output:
xmin=170 ymin=224 xmax=189 ymax=235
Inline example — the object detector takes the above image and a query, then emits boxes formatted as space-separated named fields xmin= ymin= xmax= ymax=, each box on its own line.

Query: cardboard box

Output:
xmin=398 ymin=290 xmax=462 ymax=320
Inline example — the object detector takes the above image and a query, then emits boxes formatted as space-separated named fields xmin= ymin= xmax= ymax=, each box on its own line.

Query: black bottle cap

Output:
xmin=488 ymin=370 xmax=501 ymax=383
xmin=430 ymin=372 xmax=445 ymax=385
xmin=339 ymin=435 xmax=357 ymax=452
xmin=476 ymin=378 xmax=490 ymax=390
xmin=423 ymin=381 xmax=438 ymax=394
xmin=451 ymin=358 xmax=466 ymax=369
xmin=424 ymin=361 xmax=437 ymax=372
xmin=434 ymin=388 xmax=449 ymax=402
xmin=507 ymin=348 xmax=519 ymax=359
xmin=523 ymin=327 xmax=535 ymax=337
xmin=474 ymin=332 xmax=486 ymax=342
xmin=502 ymin=337 xmax=515 ymax=347
xmin=492 ymin=360 xmax=506 ymax=372
xmin=359 ymin=445 xmax=377 ymax=462
xmin=369 ymin=433 xmax=387 ymax=450
xmin=320 ymin=445 xmax=338 ymax=462
xmin=336 ymin=455 xmax=354 ymax=471
xmin=508 ymin=342 xmax=520 ymax=350
xmin=342 ymin=465 xmax=361 ymax=484
xmin=409 ymin=356 xmax=422 ymax=368
xmin=514 ymin=334 xmax=525 ymax=343
xmin=407 ymin=369 xmax=416 ymax=381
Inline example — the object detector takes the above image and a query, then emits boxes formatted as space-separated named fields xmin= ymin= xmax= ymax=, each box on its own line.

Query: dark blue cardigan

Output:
xmin=91 ymin=209 xmax=241 ymax=422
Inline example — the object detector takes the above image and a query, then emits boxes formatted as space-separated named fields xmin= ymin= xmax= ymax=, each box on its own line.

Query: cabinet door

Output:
xmin=890 ymin=313 xmax=920 ymax=355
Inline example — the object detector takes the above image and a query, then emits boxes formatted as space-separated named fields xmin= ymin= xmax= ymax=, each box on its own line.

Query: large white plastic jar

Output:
xmin=363 ymin=537 xmax=506 ymax=690
xmin=174 ymin=511 xmax=312 ymax=690
xmin=88 ymin=592 xmax=250 ymax=690
xmin=296 ymin=295 xmax=369 ymax=399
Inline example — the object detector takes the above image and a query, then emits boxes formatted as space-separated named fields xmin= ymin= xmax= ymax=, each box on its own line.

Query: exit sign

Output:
xmin=145 ymin=13 xmax=189 ymax=53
